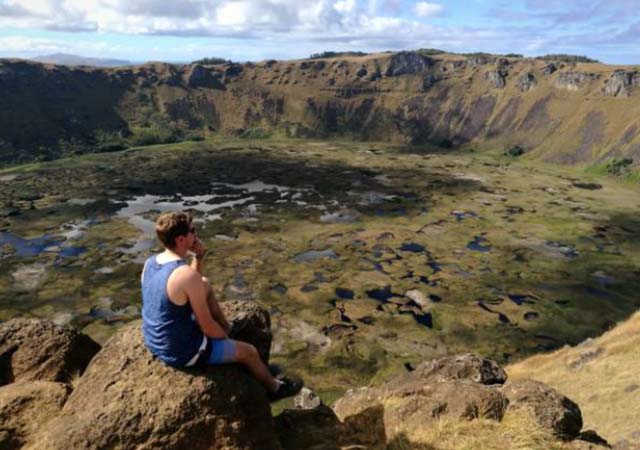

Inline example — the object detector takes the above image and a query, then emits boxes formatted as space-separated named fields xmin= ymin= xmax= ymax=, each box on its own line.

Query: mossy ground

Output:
xmin=1 ymin=138 xmax=639 ymax=405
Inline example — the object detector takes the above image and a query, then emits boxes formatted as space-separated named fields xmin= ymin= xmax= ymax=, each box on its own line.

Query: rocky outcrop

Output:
xmin=555 ymin=72 xmax=600 ymax=90
xmin=185 ymin=65 xmax=225 ymax=89
xmin=0 ymin=318 xmax=100 ymax=385
xmin=502 ymin=379 xmax=583 ymax=440
xmin=518 ymin=71 xmax=537 ymax=92
xmin=384 ymin=51 xmax=434 ymax=77
xmin=333 ymin=356 xmax=510 ymax=442
xmin=603 ymin=70 xmax=640 ymax=97
xmin=0 ymin=381 xmax=70 ymax=449
xmin=467 ymin=54 xmax=495 ymax=66
xmin=25 ymin=319 xmax=281 ymax=450
xmin=485 ymin=69 xmax=508 ymax=88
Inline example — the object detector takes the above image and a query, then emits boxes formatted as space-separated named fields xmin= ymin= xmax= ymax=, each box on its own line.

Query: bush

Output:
xmin=129 ymin=126 xmax=180 ymax=147
xmin=536 ymin=54 xmax=599 ymax=63
xmin=239 ymin=127 xmax=272 ymax=139
xmin=605 ymin=158 xmax=633 ymax=176
xmin=417 ymin=48 xmax=446 ymax=56
xmin=192 ymin=57 xmax=230 ymax=65
xmin=505 ymin=145 xmax=525 ymax=157
xmin=308 ymin=51 xmax=368 ymax=59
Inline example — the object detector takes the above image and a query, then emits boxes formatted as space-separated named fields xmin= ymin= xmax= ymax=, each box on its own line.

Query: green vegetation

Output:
xmin=416 ymin=48 xmax=446 ymax=56
xmin=536 ymin=54 xmax=600 ymax=63
xmin=238 ymin=127 xmax=272 ymax=139
xmin=605 ymin=158 xmax=634 ymax=176
xmin=308 ymin=51 xmax=368 ymax=59
xmin=192 ymin=57 xmax=231 ymax=65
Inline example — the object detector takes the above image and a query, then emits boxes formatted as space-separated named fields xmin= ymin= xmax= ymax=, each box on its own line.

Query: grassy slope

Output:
xmin=508 ymin=311 xmax=640 ymax=446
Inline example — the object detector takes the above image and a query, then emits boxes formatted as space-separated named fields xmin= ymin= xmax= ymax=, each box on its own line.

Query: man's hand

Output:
xmin=191 ymin=238 xmax=208 ymax=260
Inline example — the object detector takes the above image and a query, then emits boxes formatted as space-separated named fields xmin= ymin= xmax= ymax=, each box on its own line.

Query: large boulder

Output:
xmin=0 ymin=318 xmax=100 ymax=385
xmin=0 ymin=381 xmax=70 ymax=450
xmin=222 ymin=300 xmax=272 ymax=363
xmin=502 ymin=379 xmax=583 ymax=440
xmin=185 ymin=64 xmax=225 ymax=89
xmin=275 ymin=405 xmax=345 ymax=450
xmin=24 ymin=319 xmax=281 ymax=450
xmin=485 ymin=69 xmax=508 ymax=89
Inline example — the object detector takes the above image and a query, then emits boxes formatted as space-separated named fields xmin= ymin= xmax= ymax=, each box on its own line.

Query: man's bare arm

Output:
xmin=182 ymin=270 xmax=227 ymax=339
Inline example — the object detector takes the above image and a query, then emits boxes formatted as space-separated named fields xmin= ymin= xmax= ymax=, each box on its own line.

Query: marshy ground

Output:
xmin=1 ymin=138 xmax=639 ymax=402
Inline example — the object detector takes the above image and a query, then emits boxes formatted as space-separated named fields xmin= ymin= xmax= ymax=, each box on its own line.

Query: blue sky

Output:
xmin=0 ymin=0 xmax=638 ymax=64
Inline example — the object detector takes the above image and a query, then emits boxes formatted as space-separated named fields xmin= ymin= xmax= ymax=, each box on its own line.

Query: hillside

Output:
xmin=1 ymin=51 xmax=639 ymax=166
xmin=509 ymin=311 xmax=640 ymax=447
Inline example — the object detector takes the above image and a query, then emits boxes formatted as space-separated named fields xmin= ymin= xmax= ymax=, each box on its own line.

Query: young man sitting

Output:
xmin=141 ymin=211 xmax=301 ymax=400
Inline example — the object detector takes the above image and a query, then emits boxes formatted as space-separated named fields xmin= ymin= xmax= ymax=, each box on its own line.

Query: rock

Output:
xmin=275 ymin=404 xmax=344 ymax=450
xmin=385 ymin=51 xmax=434 ymax=77
xmin=224 ymin=63 xmax=243 ymax=77
xmin=542 ymin=63 xmax=558 ymax=75
xmin=603 ymin=70 xmax=640 ymax=97
xmin=502 ymin=379 xmax=583 ymax=439
xmin=185 ymin=64 xmax=225 ymax=89
xmin=24 ymin=320 xmax=281 ymax=450
xmin=404 ymin=354 xmax=508 ymax=385
xmin=485 ymin=69 xmax=508 ymax=88
xmin=222 ymin=300 xmax=273 ymax=363
xmin=0 ymin=381 xmax=70 ymax=449
xmin=518 ymin=72 xmax=537 ymax=92
xmin=404 ymin=289 xmax=429 ymax=309
xmin=0 ymin=318 xmax=100 ymax=386
xmin=334 ymin=380 xmax=508 ymax=442
xmin=467 ymin=54 xmax=495 ymax=66
xmin=294 ymin=387 xmax=322 ymax=409
xmin=555 ymin=72 xmax=600 ymax=91
xmin=422 ymin=73 xmax=440 ymax=90
xmin=355 ymin=67 xmax=367 ymax=77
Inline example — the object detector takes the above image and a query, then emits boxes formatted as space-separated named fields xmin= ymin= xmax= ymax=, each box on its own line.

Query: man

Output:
xmin=141 ymin=211 xmax=301 ymax=400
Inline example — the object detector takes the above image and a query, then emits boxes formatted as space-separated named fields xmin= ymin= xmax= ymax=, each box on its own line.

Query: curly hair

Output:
xmin=155 ymin=211 xmax=193 ymax=249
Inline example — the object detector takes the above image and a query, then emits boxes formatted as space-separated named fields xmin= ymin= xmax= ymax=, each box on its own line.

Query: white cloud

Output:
xmin=414 ymin=2 xmax=443 ymax=18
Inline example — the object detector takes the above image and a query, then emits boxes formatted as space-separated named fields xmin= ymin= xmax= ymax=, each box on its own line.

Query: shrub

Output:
xmin=192 ymin=57 xmax=230 ymax=65
xmin=308 ymin=51 xmax=368 ymax=59
xmin=239 ymin=127 xmax=272 ymax=139
xmin=536 ymin=54 xmax=599 ymax=63
xmin=605 ymin=158 xmax=633 ymax=176
xmin=129 ymin=126 xmax=180 ymax=147
xmin=505 ymin=145 xmax=525 ymax=157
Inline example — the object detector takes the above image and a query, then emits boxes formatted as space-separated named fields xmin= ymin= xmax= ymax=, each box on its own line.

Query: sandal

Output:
xmin=268 ymin=377 xmax=303 ymax=401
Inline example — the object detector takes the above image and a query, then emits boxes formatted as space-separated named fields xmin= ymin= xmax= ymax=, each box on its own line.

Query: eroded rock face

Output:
xmin=24 ymin=320 xmax=281 ymax=450
xmin=185 ymin=64 xmax=225 ymax=89
xmin=485 ymin=69 xmax=508 ymax=89
xmin=0 ymin=381 xmax=70 ymax=449
xmin=518 ymin=72 xmax=537 ymax=92
xmin=385 ymin=51 xmax=434 ymax=77
xmin=603 ymin=70 xmax=640 ymax=97
xmin=502 ymin=379 xmax=583 ymax=440
xmin=0 ymin=318 xmax=100 ymax=386
xmin=555 ymin=72 xmax=600 ymax=91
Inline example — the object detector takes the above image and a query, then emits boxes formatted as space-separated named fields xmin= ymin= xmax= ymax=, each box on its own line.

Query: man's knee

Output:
xmin=235 ymin=342 xmax=259 ymax=363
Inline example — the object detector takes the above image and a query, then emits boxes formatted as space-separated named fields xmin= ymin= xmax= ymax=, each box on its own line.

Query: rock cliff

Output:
xmin=1 ymin=51 xmax=640 ymax=166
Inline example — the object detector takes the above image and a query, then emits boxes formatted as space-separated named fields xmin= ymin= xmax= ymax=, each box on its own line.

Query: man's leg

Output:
xmin=233 ymin=340 xmax=280 ymax=392
xmin=202 ymin=277 xmax=231 ymax=333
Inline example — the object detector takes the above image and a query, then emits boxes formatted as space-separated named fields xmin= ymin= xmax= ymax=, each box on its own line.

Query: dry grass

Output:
xmin=508 ymin=311 xmax=640 ymax=446
xmin=381 ymin=409 xmax=565 ymax=450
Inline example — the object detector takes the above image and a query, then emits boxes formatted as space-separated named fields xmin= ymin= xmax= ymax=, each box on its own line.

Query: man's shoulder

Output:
xmin=168 ymin=264 xmax=199 ymax=285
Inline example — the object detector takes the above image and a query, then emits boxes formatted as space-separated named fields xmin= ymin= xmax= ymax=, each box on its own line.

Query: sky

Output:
xmin=0 ymin=0 xmax=638 ymax=64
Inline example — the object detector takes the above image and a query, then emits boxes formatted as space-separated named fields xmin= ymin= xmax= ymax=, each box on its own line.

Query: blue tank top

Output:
xmin=141 ymin=255 xmax=204 ymax=367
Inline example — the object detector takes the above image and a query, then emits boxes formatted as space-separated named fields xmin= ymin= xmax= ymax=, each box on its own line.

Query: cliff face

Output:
xmin=1 ymin=51 xmax=640 ymax=165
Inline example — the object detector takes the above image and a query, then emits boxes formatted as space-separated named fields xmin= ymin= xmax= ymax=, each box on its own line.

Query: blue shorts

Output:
xmin=204 ymin=338 xmax=237 ymax=365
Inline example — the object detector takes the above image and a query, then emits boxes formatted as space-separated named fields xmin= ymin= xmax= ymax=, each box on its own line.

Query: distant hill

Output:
xmin=31 ymin=53 xmax=132 ymax=68
xmin=1 ymin=50 xmax=640 ymax=166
